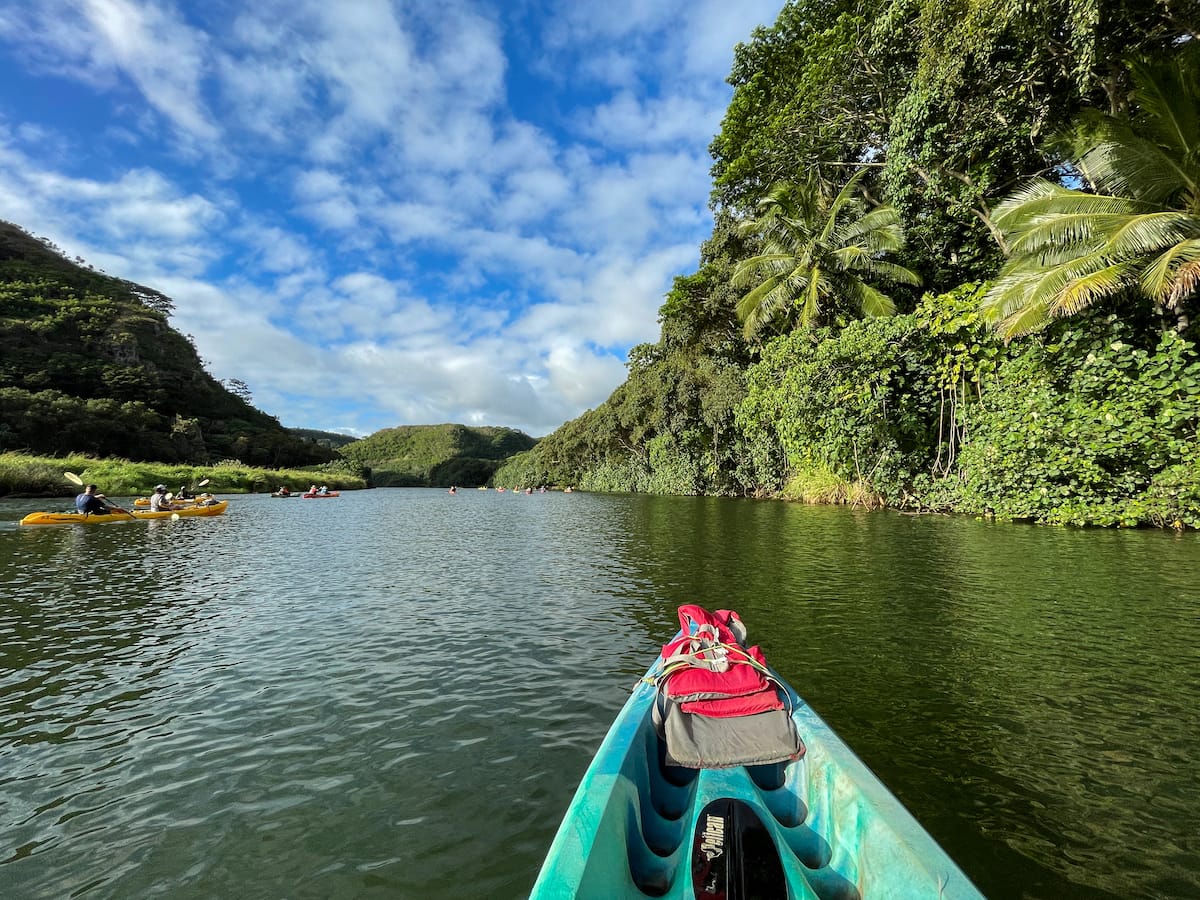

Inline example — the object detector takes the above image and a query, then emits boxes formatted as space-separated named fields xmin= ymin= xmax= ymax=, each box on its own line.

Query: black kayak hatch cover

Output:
xmin=691 ymin=797 xmax=786 ymax=900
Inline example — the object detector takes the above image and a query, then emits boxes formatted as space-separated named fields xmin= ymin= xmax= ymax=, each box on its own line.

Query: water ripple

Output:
xmin=0 ymin=491 xmax=1197 ymax=899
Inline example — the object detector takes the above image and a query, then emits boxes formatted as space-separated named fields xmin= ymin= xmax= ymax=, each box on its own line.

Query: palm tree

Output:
xmin=731 ymin=170 xmax=920 ymax=341
xmin=982 ymin=46 xmax=1200 ymax=337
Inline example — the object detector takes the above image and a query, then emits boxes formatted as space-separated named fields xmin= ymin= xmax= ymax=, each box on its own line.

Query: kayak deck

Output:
xmin=530 ymin=654 xmax=984 ymax=899
xmin=20 ymin=500 xmax=229 ymax=526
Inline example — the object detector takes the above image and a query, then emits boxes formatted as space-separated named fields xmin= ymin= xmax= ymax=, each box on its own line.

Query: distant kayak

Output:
xmin=530 ymin=605 xmax=984 ymax=899
xmin=301 ymin=491 xmax=340 ymax=498
xmin=21 ymin=500 xmax=229 ymax=526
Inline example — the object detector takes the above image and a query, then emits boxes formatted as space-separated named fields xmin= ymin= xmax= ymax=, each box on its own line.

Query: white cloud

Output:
xmin=581 ymin=91 xmax=722 ymax=149
xmin=0 ymin=0 xmax=218 ymax=142
xmin=0 ymin=0 xmax=783 ymax=437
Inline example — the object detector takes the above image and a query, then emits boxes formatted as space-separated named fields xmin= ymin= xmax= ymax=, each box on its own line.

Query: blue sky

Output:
xmin=0 ymin=0 xmax=781 ymax=437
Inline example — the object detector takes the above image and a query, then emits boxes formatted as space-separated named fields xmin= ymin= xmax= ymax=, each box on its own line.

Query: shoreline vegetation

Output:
xmin=0 ymin=452 xmax=366 ymax=499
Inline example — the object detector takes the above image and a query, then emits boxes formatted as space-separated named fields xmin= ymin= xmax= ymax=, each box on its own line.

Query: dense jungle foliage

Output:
xmin=338 ymin=424 xmax=536 ymax=487
xmin=495 ymin=0 xmax=1200 ymax=528
xmin=0 ymin=222 xmax=337 ymax=469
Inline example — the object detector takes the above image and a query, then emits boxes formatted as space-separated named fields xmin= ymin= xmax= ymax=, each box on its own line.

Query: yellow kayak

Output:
xmin=20 ymin=500 xmax=229 ymax=526
xmin=132 ymin=493 xmax=214 ymax=508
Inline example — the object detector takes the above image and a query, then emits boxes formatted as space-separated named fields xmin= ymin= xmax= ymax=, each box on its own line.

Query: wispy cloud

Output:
xmin=0 ymin=0 xmax=783 ymax=436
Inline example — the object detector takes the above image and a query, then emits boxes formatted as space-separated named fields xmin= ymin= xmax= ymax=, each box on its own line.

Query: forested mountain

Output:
xmin=496 ymin=1 xmax=1200 ymax=529
xmin=289 ymin=428 xmax=359 ymax=450
xmin=339 ymin=424 xmax=537 ymax=487
xmin=0 ymin=221 xmax=336 ymax=468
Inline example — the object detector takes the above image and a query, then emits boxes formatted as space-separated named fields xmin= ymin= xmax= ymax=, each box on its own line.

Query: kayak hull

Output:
xmin=301 ymin=492 xmax=340 ymax=498
xmin=530 ymin=645 xmax=984 ymax=899
xmin=20 ymin=500 xmax=229 ymax=526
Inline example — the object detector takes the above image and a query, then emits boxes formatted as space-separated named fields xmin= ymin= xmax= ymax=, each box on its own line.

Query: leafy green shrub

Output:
xmin=738 ymin=314 xmax=939 ymax=498
xmin=578 ymin=457 xmax=648 ymax=493
xmin=946 ymin=318 xmax=1200 ymax=525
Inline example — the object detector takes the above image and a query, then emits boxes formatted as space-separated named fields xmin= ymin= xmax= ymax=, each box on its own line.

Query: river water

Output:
xmin=0 ymin=489 xmax=1197 ymax=899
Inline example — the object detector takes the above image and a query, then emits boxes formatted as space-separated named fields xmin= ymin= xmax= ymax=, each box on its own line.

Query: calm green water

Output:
xmin=0 ymin=489 xmax=1197 ymax=899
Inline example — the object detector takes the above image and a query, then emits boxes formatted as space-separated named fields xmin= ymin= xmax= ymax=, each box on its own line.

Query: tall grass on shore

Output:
xmin=780 ymin=461 xmax=884 ymax=508
xmin=0 ymin=452 xmax=367 ymax=498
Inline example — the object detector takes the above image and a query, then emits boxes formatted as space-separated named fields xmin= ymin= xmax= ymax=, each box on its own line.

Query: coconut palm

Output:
xmin=982 ymin=46 xmax=1200 ymax=337
xmin=731 ymin=170 xmax=920 ymax=341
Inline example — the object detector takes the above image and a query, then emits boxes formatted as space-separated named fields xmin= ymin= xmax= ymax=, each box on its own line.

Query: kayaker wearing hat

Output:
xmin=149 ymin=484 xmax=176 ymax=512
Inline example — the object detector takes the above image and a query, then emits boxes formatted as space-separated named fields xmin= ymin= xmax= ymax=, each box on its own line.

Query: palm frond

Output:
xmin=737 ymin=276 xmax=790 ymax=339
xmin=863 ymin=259 xmax=923 ymax=287
xmin=995 ymin=181 xmax=1147 ymax=229
xmin=828 ymin=246 xmax=921 ymax=286
xmin=1048 ymin=261 xmax=1139 ymax=317
xmin=1166 ymin=258 xmax=1200 ymax=305
xmin=981 ymin=272 xmax=1049 ymax=334
xmin=799 ymin=266 xmax=826 ymax=327
xmin=1127 ymin=49 xmax=1200 ymax=167
xmin=983 ymin=255 xmax=1137 ymax=336
xmin=839 ymin=206 xmax=905 ymax=250
xmin=1140 ymin=239 xmax=1200 ymax=300
xmin=985 ymin=46 xmax=1200 ymax=338
xmin=1081 ymin=136 xmax=1196 ymax=205
xmin=1100 ymin=211 xmax=1200 ymax=257
xmin=818 ymin=170 xmax=869 ymax=245
xmin=997 ymin=300 xmax=1056 ymax=339
xmin=1006 ymin=213 xmax=1109 ymax=256
xmin=850 ymin=281 xmax=897 ymax=318
xmin=732 ymin=253 xmax=797 ymax=288
xmin=991 ymin=178 xmax=1069 ymax=222
xmin=733 ymin=168 xmax=911 ymax=332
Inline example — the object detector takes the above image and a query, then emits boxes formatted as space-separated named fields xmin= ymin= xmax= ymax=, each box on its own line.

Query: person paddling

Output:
xmin=76 ymin=484 xmax=127 ymax=516
xmin=149 ymin=484 xmax=176 ymax=512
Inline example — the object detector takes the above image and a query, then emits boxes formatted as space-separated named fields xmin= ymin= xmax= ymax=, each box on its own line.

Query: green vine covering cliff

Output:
xmin=496 ymin=1 xmax=1200 ymax=528
xmin=0 ymin=221 xmax=335 ymax=468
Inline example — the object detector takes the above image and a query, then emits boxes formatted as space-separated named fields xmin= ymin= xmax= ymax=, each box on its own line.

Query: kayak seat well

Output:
xmin=620 ymin=684 xmax=853 ymax=899
xmin=626 ymin=698 xmax=694 ymax=895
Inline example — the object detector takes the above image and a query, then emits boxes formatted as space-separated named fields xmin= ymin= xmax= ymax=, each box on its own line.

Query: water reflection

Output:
xmin=0 ymin=491 xmax=1196 ymax=899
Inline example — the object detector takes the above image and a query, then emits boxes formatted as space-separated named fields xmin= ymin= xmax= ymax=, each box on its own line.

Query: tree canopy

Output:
xmin=984 ymin=43 xmax=1200 ymax=336
xmin=732 ymin=170 xmax=919 ymax=338
xmin=711 ymin=0 xmax=1193 ymax=290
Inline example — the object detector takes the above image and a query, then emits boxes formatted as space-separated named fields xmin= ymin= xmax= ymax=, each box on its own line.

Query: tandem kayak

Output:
xmin=530 ymin=607 xmax=984 ymax=900
xmin=301 ymin=491 xmax=339 ymax=498
xmin=20 ymin=500 xmax=229 ymax=526
xmin=132 ymin=493 xmax=214 ymax=507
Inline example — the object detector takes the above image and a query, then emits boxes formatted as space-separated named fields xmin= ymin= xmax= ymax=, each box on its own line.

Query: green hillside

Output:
xmin=339 ymin=424 xmax=537 ymax=487
xmin=289 ymin=428 xmax=359 ymax=450
xmin=0 ymin=221 xmax=336 ymax=468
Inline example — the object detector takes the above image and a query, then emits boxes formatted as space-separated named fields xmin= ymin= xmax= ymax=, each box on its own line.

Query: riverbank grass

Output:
xmin=780 ymin=461 xmax=884 ymax=508
xmin=0 ymin=452 xmax=367 ymax=498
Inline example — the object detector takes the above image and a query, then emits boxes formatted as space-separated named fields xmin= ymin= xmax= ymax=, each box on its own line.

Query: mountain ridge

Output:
xmin=1 ymin=220 xmax=537 ymax=479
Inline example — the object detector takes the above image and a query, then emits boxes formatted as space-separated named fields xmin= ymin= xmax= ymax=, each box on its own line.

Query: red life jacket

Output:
xmin=659 ymin=605 xmax=784 ymax=718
